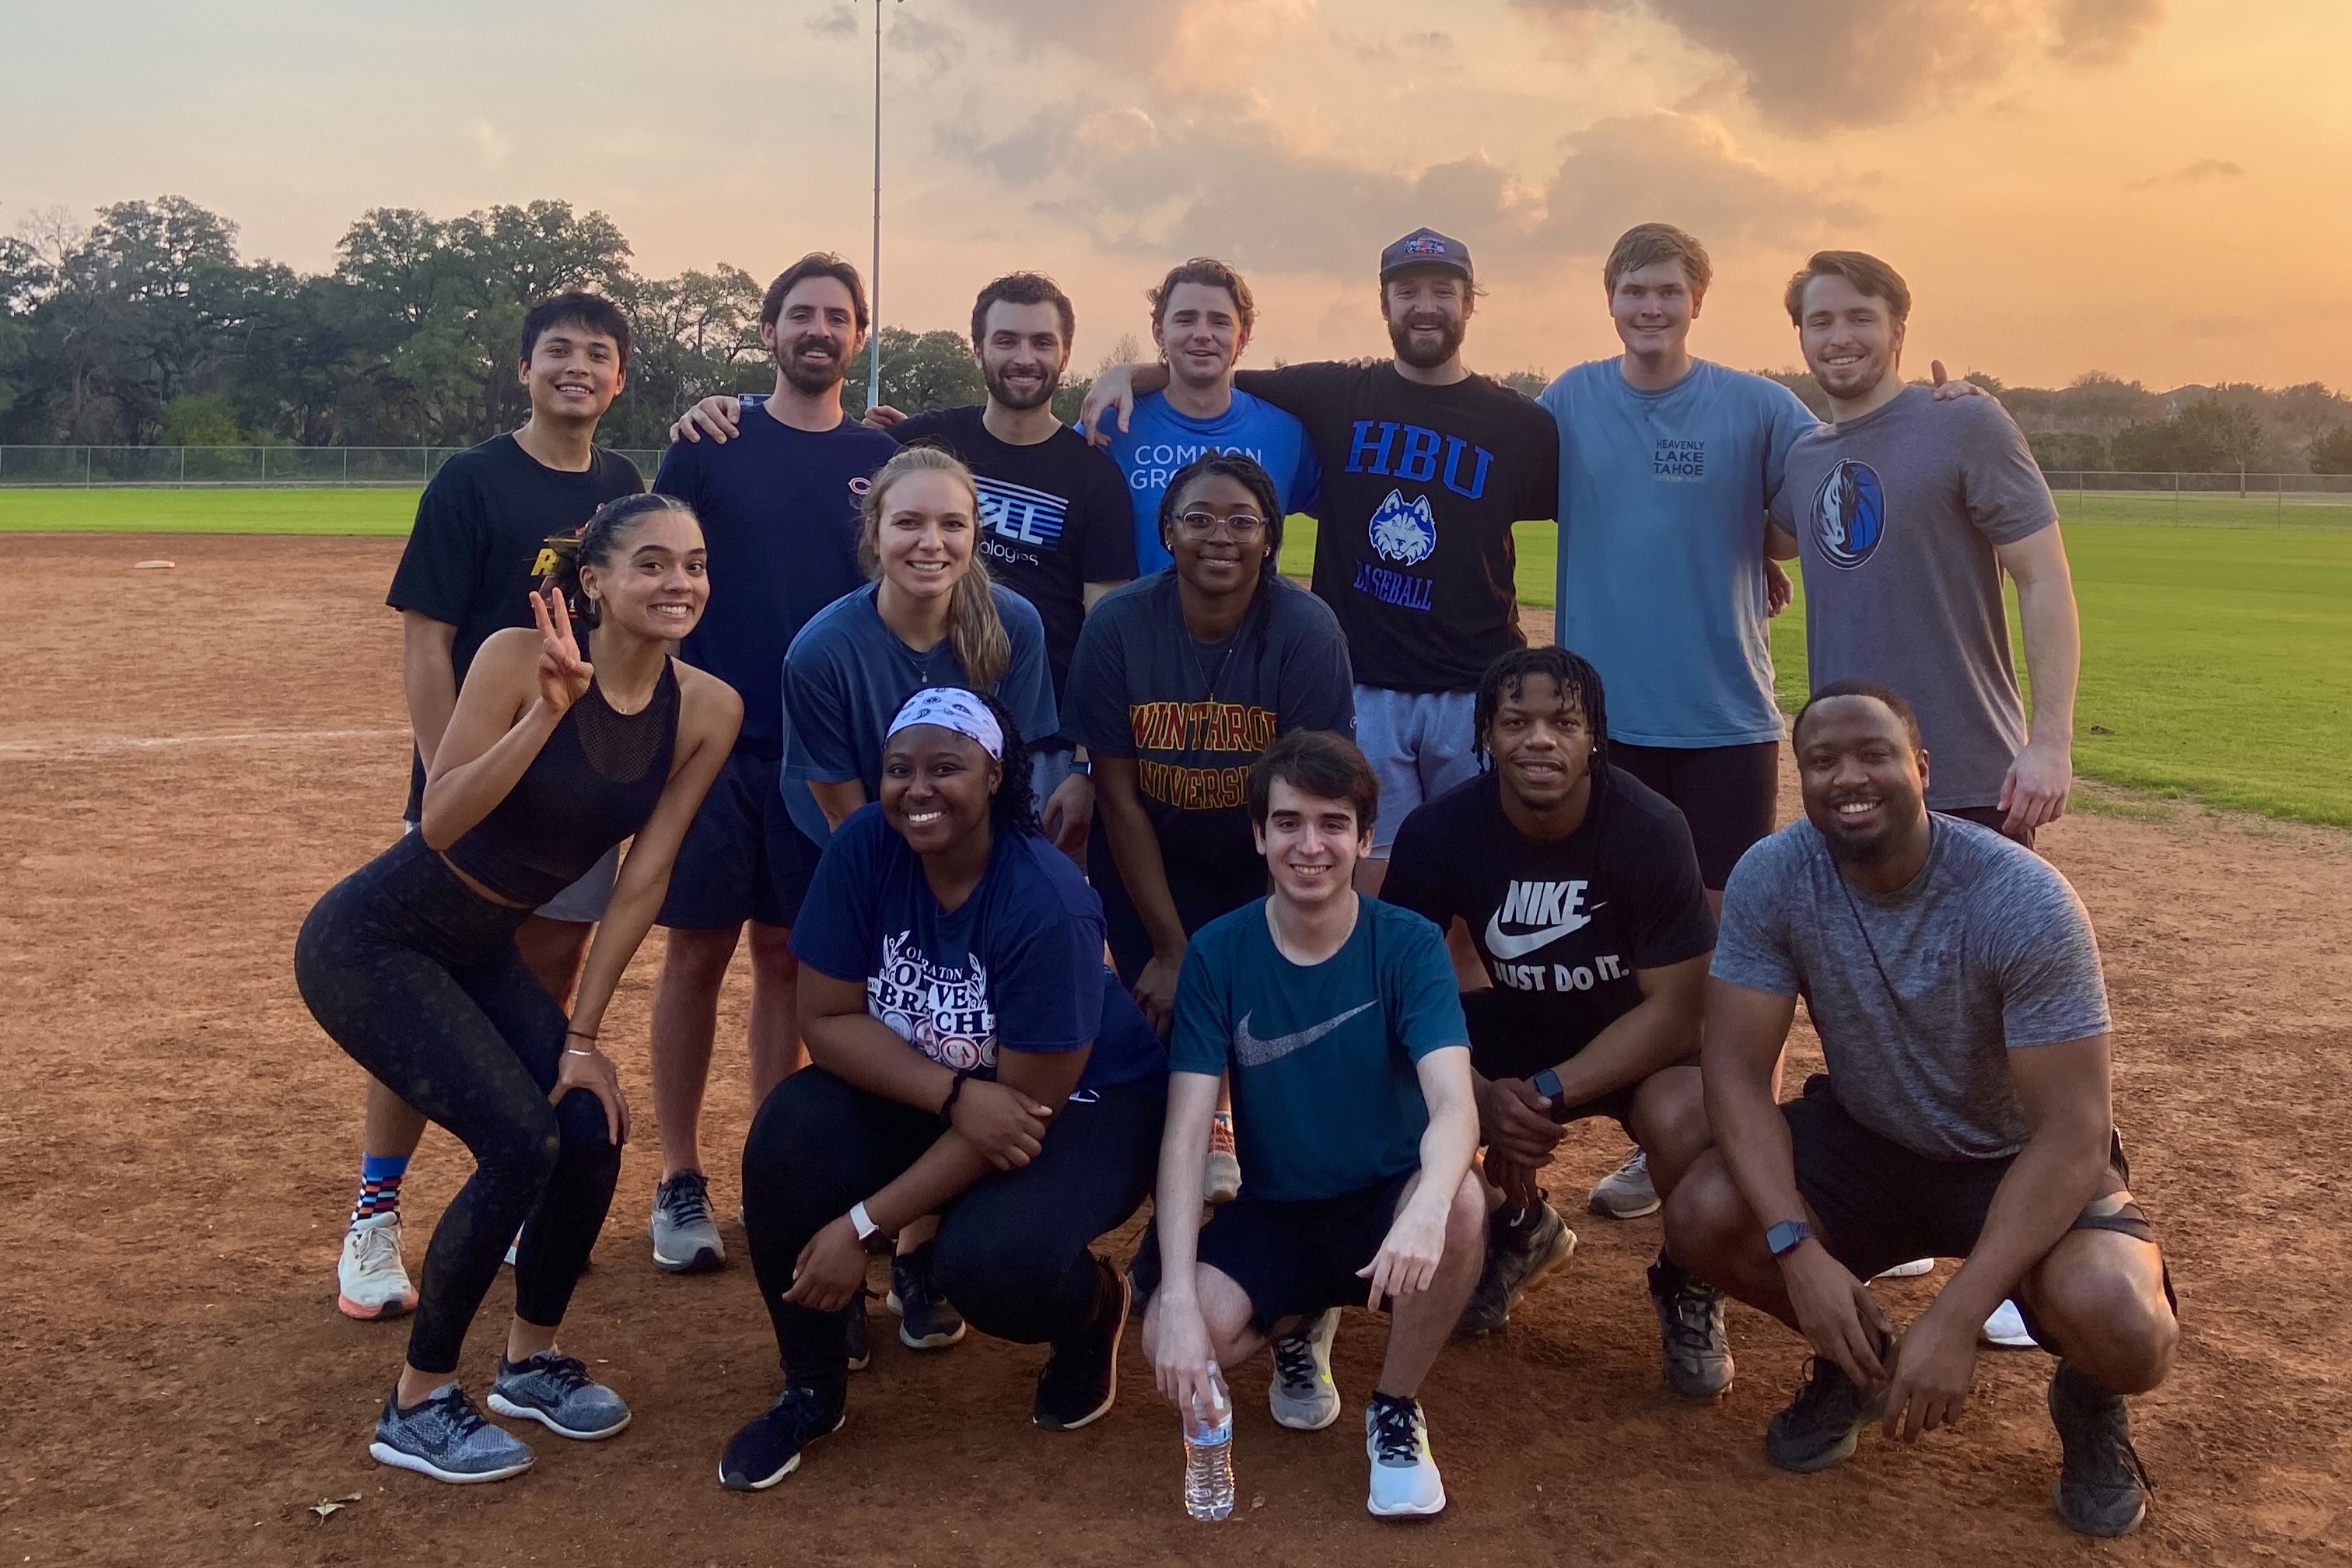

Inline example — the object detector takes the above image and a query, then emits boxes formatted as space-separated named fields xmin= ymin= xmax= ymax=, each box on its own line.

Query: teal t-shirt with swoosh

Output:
xmin=1172 ymin=894 xmax=1468 ymax=1202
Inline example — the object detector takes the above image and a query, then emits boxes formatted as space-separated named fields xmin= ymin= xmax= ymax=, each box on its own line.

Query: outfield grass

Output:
xmin=9 ymin=485 xmax=2349 ymax=825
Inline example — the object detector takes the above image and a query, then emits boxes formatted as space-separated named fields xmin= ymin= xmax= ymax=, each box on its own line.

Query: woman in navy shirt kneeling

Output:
xmin=721 ymin=688 xmax=1167 ymax=1491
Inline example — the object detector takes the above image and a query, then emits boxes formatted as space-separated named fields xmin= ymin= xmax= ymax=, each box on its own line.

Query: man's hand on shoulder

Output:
xmin=1928 ymin=360 xmax=1997 ymax=404
xmin=670 ymin=395 xmax=744 ymax=446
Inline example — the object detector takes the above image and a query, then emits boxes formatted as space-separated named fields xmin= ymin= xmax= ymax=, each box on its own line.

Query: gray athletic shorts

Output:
xmin=400 ymin=821 xmax=618 ymax=924
xmin=1353 ymin=685 xmax=1480 ymax=856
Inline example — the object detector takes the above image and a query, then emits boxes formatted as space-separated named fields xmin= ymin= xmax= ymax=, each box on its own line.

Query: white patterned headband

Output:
xmin=887 ymin=687 xmax=1004 ymax=761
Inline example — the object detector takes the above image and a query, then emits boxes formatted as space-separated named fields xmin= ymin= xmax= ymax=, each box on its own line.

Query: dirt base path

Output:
xmin=3 ymin=536 xmax=2347 ymax=1565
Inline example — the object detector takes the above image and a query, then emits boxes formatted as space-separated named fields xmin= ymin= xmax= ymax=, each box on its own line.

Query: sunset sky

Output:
xmin=6 ymin=0 xmax=2347 ymax=391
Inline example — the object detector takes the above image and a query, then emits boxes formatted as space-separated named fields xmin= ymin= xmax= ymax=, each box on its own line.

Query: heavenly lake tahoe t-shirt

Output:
xmin=653 ymin=411 xmax=900 ymax=756
xmin=791 ymin=805 xmax=1165 ymax=1092
xmin=1091 ymin=389 xmax=1322 ymax=575
xmin=386 ymin=432 xmax=644 ymax=819
xmin=1540 ymin=359 xmax=1818 ymax=747
xmin=1769 ymin=385 xmax=2060 ymax=809
xmin=1710 ymin=814 xmax=2112 ymax=1160
xmin=1065 ymin=572 xmax=1355 ymax=872
xmin=1381 ymin=766 xmax=1716 ymax=1076
xmin=1172 ymin=894 xmax=1468 ymax=1202
xmin=1236 ymin=362 xmax=1559 ymax=694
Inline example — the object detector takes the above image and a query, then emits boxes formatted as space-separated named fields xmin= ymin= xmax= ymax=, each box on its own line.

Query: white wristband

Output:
xmin=848 ymin=1201 xmax=880 ymax=1241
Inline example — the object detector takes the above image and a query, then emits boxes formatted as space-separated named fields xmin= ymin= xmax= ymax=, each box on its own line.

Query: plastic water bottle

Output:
xmin=1182 ymin=1363 xmax=1236 ymax=1521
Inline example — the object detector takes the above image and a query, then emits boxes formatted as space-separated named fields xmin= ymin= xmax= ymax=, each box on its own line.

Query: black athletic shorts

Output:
xmin=1460 ymin=989 xmax=1696 ymax=1136
xmin=1786 ymin=1074 xmax=2172 ymax=1351
xmin=1131 ymin=1168 xmax=1415 ymax=1335
xmin=1610 ymin=740 xmax=1780 ymax=890
xmin=656 ymin=749 xmax=823 ymax=930
xmin=1941 ymin=803 xmax=2036 ymax=852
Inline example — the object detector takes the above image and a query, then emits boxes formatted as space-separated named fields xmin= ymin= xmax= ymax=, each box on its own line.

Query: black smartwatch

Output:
xmin=1765 ymin=1220 xmax=1815 ymax=1258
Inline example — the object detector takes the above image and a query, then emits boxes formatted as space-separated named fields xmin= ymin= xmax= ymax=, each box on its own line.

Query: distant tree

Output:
xmin=1097 ymin=333 xmax=1143 ymax=376
xmin=1759 ymin=368 xmax=1829 ymax=418
xmin=2112 ymin=397 xmax=2269 ymax=474
xmin=2308 ymin=425 xmax=2352 ymax=475
xmin=1052 ymin=376 xmax=1092 ymax=427
xmin=1500 ymin=369 xmax=1549 ymax=397
xmin=161 ymin=393 xmax=240 ymax=445
xmin=849 ymin=327 xmax=985 ymax=417
xmin=2028 ymin=429 xmax=2107 ymax=473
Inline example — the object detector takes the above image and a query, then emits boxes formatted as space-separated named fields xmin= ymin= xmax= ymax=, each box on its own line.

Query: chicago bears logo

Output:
xmin=1812 ymin=459 xmax=1886 ymax=569
xmin=1368 ymin=489 xmax=1437 ymax=565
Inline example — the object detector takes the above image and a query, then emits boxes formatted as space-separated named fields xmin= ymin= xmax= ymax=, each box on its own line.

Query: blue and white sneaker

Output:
xmin=1364 ymin=1391 xmax=1447 ymax=1517
xmin=369 ymin=1382 xmax=534 ymax=1484
xmin=487 ymin=1351 xmax=632 ymax=1440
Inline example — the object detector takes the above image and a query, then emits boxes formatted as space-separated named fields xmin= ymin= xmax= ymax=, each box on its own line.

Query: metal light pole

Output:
xmin=864 ymin=1 xmax=900 ymax=412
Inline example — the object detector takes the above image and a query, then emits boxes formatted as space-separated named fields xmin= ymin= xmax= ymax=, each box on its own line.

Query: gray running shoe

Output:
xmin=488 ymin=1351 xmax=632 ymax=1440
xmin=1587 ymin=1149 xmax=1661 ymax=1220
xmin=1649 ymin=1256 xmax=1734 ymax=1399
xmin=1269 ymin=1307 xmax=1342 ymax=1430
xmin=370 ymin=1382 xmax=534 ymax=1484
xmin=1455 ymin=1202 xmax=1577 ymax=1338
xmin=2049 ymin=1363 xmax=2154 ymax=1537
xmin=1764 ymin=1356 xmax=1888 ymax=1472
xmin=650 ymin=1171 xmax=726 ymax=1273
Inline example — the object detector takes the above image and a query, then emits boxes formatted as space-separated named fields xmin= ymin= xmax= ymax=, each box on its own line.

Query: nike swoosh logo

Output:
xmin=1234 ymin=1002 xmax=1378 ymax=1067
xmin=1484 ymin=903 xmax=1601 ymax=961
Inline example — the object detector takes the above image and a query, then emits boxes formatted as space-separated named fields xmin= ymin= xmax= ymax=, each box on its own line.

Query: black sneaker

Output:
xmin=845 ymin=1289 xmax=871 ymax=1374
xmin=1764 ymin=1356 xmax=1886 ymax=1472
xmin=1034 ymin=1258 xmax=1129 ymax=1431
xmin=887 ymin=1244 xmax=968 ymax=1350
xmin=1648 ymin=1257 xmax=1734 ymax=1400
xmin=718 ymin=1385 xmax=845 ymax=1491
xmin=2048 ymin=1363 xmax=2153 ymax=1537
xmin=1454 ymin=1202 xmax=1577 ymax=1338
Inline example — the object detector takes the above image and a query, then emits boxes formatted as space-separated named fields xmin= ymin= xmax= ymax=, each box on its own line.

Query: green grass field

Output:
xmin=8 ymin=486 xmax=2348 ymax=825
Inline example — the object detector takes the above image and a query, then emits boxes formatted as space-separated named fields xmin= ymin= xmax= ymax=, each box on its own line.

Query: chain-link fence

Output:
xmin=0 ymin=446 xmax=667 ymax=487
xmin=2045 ymin=471 xmax=2352 ymax=527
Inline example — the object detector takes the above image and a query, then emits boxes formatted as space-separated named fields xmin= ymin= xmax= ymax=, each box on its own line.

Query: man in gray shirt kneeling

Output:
xmin=1663 ymin=681 xmax=2175 ymax=1538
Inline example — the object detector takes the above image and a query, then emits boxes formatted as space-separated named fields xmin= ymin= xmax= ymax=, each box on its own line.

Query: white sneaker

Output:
xmin=1874 ymin=1258 xmax=1935 ymax=1280
xmin=338 ymin=1213 xmax=418 ymax=1321
xmin=1981 ymin=1298 xmax=2035 ymax=1348
xmin=1587 ymin=1150 xmax=1660 ymax=1220
xmin=1269 ymin=1307 xmax=1342 ymax=1430
xmin=1364 ymin=1395 xmax=1446 ymax=1517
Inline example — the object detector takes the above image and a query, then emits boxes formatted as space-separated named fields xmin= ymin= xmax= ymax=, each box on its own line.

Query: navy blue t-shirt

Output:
xmin=653 ymin=411 xmax=899 ymax=755
xmin=793 ymin=805 xmax=1167 ymax=1092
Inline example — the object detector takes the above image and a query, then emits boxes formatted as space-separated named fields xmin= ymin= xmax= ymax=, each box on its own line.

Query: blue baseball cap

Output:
xmin=1379 ymin=227 xmax=1474 ymax=285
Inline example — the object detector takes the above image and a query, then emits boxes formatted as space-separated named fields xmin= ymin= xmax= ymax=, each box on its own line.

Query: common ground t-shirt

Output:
xmin=1064 ymin=572 xmax=1354 ymax=873
xmin=779 ymin=583 xmax=1059 ymax=845
xmin=1171 ymin=894 xmax=1468 ymax=1202
xmin=653 ymin=411 xmax=900 ymax=756
xmin=1090 ymin=390 xmax=1323 ymax=574
xmin=1381 ymin=766 xmax=1715 ymax=1077
xmin=1540 ymin=358 xmax=1817 ymax=747
xmin=889 ymin=404 xmax=1136 ymax=716
xmin=1711 ymin=814 xmax=2110 ymax=1160
xmin=1769 ymin=385 xmax=2060 ymax=809
xmin=1237 ymin=362 xmax=1558 ymax=694
xmin=792 ymin=804 xmax=1166 ymax=1092
xmin=385 ymin=432 xmax=643 ymax=819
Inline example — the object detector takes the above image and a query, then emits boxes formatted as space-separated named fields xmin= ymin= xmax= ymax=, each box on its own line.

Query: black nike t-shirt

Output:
xmin=386 ymin=433 xmax=645 ymax=819
xmin=1236 ymin=362 xmax=1558 ymax=694
xmin=1381 ymin=765 xmax=1716 ymax=1075
xmin=892 ymin=404 xmax=1136 ymax=719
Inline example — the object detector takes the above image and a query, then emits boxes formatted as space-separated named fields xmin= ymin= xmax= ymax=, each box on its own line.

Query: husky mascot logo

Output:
xmin=1368 ymin=489 xmax=1437 ymax=565
xmin=1811 ymin=459 xmax=1885 ymax=569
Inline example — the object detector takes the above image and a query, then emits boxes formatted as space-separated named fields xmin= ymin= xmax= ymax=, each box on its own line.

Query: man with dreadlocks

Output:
xmin=1381 ymin=647 xmax=1731 ymax=1400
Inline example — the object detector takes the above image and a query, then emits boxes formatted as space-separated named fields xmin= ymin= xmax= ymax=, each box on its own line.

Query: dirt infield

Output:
xmin=3 ymin=533 xmax=2347 ymax=1566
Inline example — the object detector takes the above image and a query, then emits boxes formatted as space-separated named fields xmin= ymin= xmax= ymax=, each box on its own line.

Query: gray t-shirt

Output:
xmin=1770 ymin=386 xmax=2059 ymax=809
xmin=1712 ymin=816 xmax=2111 ymax=1160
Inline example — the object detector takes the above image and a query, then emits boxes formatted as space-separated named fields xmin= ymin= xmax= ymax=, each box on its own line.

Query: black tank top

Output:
xmin=445 ymin=660 xmax=682 ymax=906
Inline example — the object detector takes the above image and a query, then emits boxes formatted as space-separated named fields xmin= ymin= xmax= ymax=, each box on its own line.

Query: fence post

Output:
xmin=85 ymin=446 xmax=93 ymax=487
xmin=343 ymin=448 xmax=351 ymax=488
xmin=260 ymin=446 xmax=268 ymax=485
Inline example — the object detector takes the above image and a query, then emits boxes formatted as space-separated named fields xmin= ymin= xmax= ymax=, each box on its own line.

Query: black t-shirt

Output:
xmin=1381 ymin=765 xmax=1715 ymax=1074
xmin=1065 ymin=571 xmax=1354 ymax=872
xmin=892 ymin=405 xmax=1136 ymax=723
xmin=1237 ymin=362 xmax=1558 ymax=694
xmin=386 ymin=433 xmax=644 ymax=818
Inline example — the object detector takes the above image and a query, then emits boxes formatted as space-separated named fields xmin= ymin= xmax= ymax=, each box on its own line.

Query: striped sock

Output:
xmin=351 ymin=1153 xmax=410 ymax=1228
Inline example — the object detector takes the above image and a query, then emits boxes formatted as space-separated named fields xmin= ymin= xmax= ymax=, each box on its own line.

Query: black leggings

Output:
xmin=741 ymin=1066 xmax=1164 ymax=1390
xmin=294 ymin=834 xmax=621 ymax=1375
xmin=1088 ymin=831 xmax=1265 ymax=988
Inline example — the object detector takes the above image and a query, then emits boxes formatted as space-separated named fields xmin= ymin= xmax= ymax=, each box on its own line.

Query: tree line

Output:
xmin=3 ymin=194 xmax=2347 ymax=474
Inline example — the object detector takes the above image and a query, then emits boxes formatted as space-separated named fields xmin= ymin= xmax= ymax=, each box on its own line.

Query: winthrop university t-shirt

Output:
xmin=1172 ymin=894 xmax=1468 ymax=1202
xmin=1090 ymin=389 xmax=1322 ymax=576
xmin=1064 ymin=572 xmax=1355 ymax=875
xmin=1769 ymin=386 xmax=2060 ymax=809
xmin=1711 ymin=815 xmax=2112 ymax=1161
xmin=386 ymin=433 xmax=644 ymax=820
xmin=792 ymin=805 xmax=1166 ymax=1093
xmin=1540 ymin=359 xmax=1818 ymax=748
xmin=1381 ymin=766 xmax=1716 ymax=1077
xmin=1236 ymin=363 xmax=1559 ymax=694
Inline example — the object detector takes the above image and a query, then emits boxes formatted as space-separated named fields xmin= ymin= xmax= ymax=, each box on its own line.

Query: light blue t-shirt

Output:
xmin=780 ymin=583 xmax=1059 ymax=845
xmin=1539 ymin=358 xmax=1818 ymax=747
xmin=1091 ymin=389 xmax=1321 ymax=573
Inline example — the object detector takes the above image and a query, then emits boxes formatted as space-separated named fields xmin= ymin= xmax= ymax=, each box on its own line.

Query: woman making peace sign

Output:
xmin=296 ymin=493 xmax=740 ymax=1484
